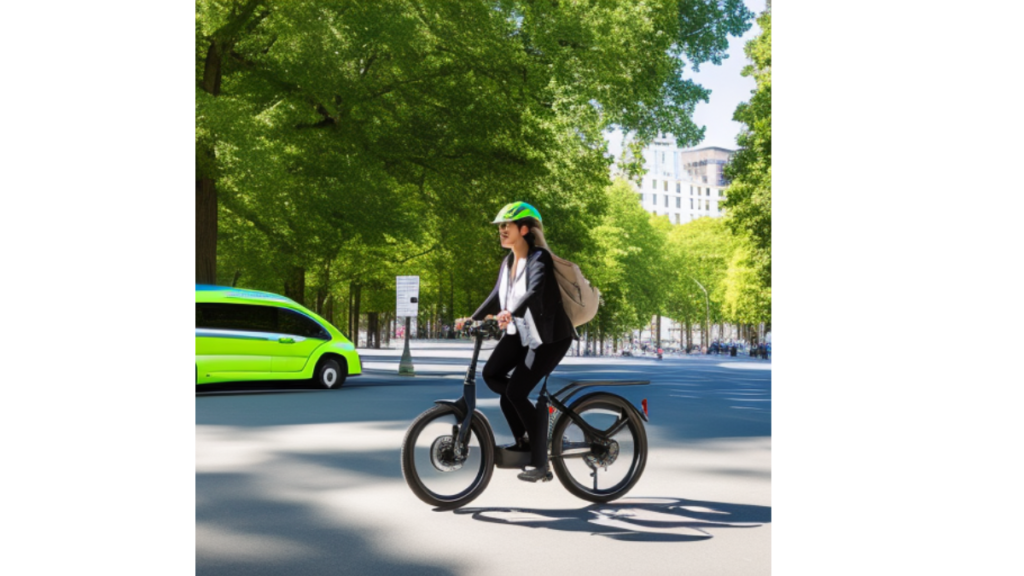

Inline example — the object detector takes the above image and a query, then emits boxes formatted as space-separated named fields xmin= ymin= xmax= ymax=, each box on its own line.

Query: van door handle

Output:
xmin=278 ymin=337 xmax=295 ymax=344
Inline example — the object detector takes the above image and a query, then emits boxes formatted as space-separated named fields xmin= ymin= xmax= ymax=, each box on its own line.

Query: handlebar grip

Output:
xmin=463 ymin=319 xmax=499 ymax=327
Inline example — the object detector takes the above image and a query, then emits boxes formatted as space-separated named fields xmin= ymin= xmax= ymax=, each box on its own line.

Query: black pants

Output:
xmin=482 ymin=334 xmax=573 ymax=467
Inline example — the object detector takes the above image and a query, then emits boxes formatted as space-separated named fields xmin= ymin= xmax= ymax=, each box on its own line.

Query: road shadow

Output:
xmin=195 ymin=381 xmax=318 ymax=395
xmin=197 ymin=471 xmax=456 ymax=576
xmin=451 ymin=497 xmax=770 ymax=542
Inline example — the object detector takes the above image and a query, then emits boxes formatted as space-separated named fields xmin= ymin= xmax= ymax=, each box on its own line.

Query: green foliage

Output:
xmin=583 ymin=179 xmax=669 ymax=338
xmin=196 ymin=0 xmax=756 ymax=338
xmin=722 ymin=9 xmax=771 ymax=287
xmin=664 ymin=216 xmax=735 ymax=326
xmin=723 ymin=241 xmax=771 ymax=325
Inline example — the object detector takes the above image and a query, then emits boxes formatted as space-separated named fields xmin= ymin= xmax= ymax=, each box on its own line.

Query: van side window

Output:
xmin=278 ymin=309 xmax=330 ymax=340
xmin=196 ymin=303 xmax=276 ymax=333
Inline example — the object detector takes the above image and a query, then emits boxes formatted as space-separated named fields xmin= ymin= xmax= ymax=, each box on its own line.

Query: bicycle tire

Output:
xmin=550 ymin=393 xmax=648 ymax=503
xmin=401 ymin=404 xmax=496 ymax=510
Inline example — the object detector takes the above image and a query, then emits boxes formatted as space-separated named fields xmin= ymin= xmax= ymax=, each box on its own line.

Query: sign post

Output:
xmin=396 ymin=276 xmax=420 ymax=376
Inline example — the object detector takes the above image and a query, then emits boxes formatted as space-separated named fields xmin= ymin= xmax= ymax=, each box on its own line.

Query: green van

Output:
xmin=195 ymin=285 xmax=361 ymax=388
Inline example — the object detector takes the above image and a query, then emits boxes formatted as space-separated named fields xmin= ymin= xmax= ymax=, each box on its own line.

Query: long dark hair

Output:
xmin=513 ymin=217 xmax=548 ymax=250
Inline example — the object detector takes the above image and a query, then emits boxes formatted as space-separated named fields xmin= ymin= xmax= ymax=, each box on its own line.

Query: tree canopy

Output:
xmin=195 ymin=0 xmax=763 ymax=345
xmin=722 ymin=8 xmax=771 ymax=287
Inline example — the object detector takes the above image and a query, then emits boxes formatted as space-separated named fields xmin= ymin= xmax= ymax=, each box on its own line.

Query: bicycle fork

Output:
xmin=454 ymin=327 xmax=485 ymax=460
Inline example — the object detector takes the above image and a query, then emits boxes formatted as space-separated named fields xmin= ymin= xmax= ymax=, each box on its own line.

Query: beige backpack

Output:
xmin=543 ymin=248 xmax=600 ymax=327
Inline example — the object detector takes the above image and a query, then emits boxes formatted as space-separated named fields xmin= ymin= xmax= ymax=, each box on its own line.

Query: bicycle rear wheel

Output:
xmin=401 ymin=404 xmax=495 ymax=510
xmin=550 ymin=393 xmax=647 ymax=503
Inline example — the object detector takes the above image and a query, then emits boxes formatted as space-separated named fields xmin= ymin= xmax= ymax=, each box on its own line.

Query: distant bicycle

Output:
xmin=401 ymin=319 xmax=650 ymax=510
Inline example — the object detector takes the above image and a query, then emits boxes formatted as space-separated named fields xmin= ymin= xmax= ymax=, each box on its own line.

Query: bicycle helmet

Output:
xmin=491 ymin=201 xmax=543 ymax=224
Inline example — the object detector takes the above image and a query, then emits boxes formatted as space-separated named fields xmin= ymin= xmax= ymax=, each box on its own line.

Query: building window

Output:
xmin=718 ymin=189 xmax=724 ymax=197
xmin=706 ymin=188 xmax=710 ymax=196
xmin=653 ymin=193 xmax=657 ymax=204
xmin=652 ymin=180 xmax=657 ymax=189
xmin=675 ymin=214 xmax=680 ymax=224
xmin=690 ymin=198 xmax=694 ymax=209
xmin=664 ymin=195 xmax=668 ymax=207
xmin=676 ymin=197 xmax=681 ymax=208
xmin=705 ymin=199 xmax=710 ymax=211
xmin=676 ymin=183 xmax=681 ymax=193
xmin=661 ymin=152 xmax=665 ymax=163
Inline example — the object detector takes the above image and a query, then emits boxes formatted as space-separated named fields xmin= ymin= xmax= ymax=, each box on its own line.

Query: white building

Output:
xmin=617 ymin=134 xmax=735 ymax=225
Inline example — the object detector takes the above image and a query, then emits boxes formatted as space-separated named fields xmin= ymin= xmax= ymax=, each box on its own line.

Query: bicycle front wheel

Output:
xmin=401 ymin=404 xmax=495 ymax=510
xmin=550 ymin=393 xmax=648 ymax=503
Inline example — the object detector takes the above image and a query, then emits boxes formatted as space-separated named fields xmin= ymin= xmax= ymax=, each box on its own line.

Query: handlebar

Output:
xmin=455 ymin=318 xmax=501 ymax=338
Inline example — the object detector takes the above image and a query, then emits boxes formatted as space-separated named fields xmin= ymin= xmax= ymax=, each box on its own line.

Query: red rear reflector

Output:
xmin=642 ymin=399 xmax=648 ymax=418
xmin=549 ymin=405 xmax=555 ymax=414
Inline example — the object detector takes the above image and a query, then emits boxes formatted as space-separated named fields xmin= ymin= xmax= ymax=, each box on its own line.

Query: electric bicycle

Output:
xmin=400 ymin=319 xmax=650 ymax=510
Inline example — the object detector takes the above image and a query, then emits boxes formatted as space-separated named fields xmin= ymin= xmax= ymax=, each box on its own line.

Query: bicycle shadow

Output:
xmin=451 ymin=497 xmax=770 ymax=542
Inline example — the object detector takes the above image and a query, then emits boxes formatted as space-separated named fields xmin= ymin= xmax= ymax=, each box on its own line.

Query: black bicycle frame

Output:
xmin=543 ymin=378 xmax=648 ymax=448
xmin=451 ymin=321 xmax=648 ymax=459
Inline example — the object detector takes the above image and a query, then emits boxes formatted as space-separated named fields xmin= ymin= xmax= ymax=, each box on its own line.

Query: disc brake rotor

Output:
xmin=584 ymin=440 xmax=620 ymax=469
xmin=430 ymin=435 xmax=465 ymax=472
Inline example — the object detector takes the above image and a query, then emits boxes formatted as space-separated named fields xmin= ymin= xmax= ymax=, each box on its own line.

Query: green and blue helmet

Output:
xmin=492 ymin=201 xmax=543 ymax=224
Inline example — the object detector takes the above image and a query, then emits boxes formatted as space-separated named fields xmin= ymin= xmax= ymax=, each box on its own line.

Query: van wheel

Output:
xmin=314 ymin=358 xmax=346 ymax=389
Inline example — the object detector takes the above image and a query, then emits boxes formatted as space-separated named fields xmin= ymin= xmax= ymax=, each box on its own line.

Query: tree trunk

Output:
xmin=449 ymin=269 xmax=455 ymax=338
xmin=315 ymin=282 xmax=327 ymax=314
xmin=283 ymin=266 xmax=305 ymax=306
xmin=196 ymin=178 xmax=218 ymax=284
xmin=374 ymin=312 xmax=381 ymax=348
xmin=196 ymin=39 xmax=223 ymax=286
xmin=349 ymin=282 xmax=362 ymax=347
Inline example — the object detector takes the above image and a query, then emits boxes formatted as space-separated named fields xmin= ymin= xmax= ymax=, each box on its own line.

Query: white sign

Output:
xmin=396 ymin=276 xmax=420 ymax=317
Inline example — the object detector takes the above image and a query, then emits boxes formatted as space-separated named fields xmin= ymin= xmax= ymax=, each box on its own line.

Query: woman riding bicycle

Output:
xmin=456 ymin=202 xmax=577 ymax=482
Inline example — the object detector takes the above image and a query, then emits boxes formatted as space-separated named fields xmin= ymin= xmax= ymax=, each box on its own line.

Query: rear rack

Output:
xmin=549 ymin=379 xmax=650 ymax=403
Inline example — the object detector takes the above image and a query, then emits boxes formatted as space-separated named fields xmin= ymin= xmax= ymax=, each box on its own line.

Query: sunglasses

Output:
xmin=497 ymin=222 xmax=518 ymax=231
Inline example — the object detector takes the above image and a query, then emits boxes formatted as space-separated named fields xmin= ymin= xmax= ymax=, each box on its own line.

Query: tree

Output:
xmin=583 ymin=179 xmax=669 ymax=349
xmin=664 ymin=216 xmax=735 ymax=347
xmin=196 ymin=1 xmax=756 ymax=347
xmin=722 ymin=239 xmax=771 ymax=326
xmin=722 ymin=8 xmax=771 ymax=287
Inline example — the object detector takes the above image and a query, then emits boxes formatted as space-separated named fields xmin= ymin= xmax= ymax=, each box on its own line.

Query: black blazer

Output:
xmin=472 ymin=246 xmax=578 ymax=343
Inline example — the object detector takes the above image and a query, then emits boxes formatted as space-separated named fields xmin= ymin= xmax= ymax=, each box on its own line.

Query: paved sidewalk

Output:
xmin=356 ymin=339 xmax=770 ymax=378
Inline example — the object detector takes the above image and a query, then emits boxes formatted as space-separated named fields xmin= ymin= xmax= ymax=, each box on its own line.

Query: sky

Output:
xmin=605 ymin=0 xmax=768 ymax=158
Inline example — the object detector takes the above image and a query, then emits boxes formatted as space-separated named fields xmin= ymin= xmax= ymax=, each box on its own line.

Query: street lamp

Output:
xmin=690 ymin=277 xmax=710 ymax=349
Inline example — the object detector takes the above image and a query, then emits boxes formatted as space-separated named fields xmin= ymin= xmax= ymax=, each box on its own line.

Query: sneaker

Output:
xmin=517 ymin=465 xmax=553 ymax=483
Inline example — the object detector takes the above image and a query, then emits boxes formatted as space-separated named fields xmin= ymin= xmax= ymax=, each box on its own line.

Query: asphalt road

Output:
xmin=196 ymin=341 xmax=772 ymax=576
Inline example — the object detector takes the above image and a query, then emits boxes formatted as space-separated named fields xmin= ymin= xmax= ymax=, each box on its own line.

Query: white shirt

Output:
xmin=498 ymin=254 xmax=544 ymax=350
